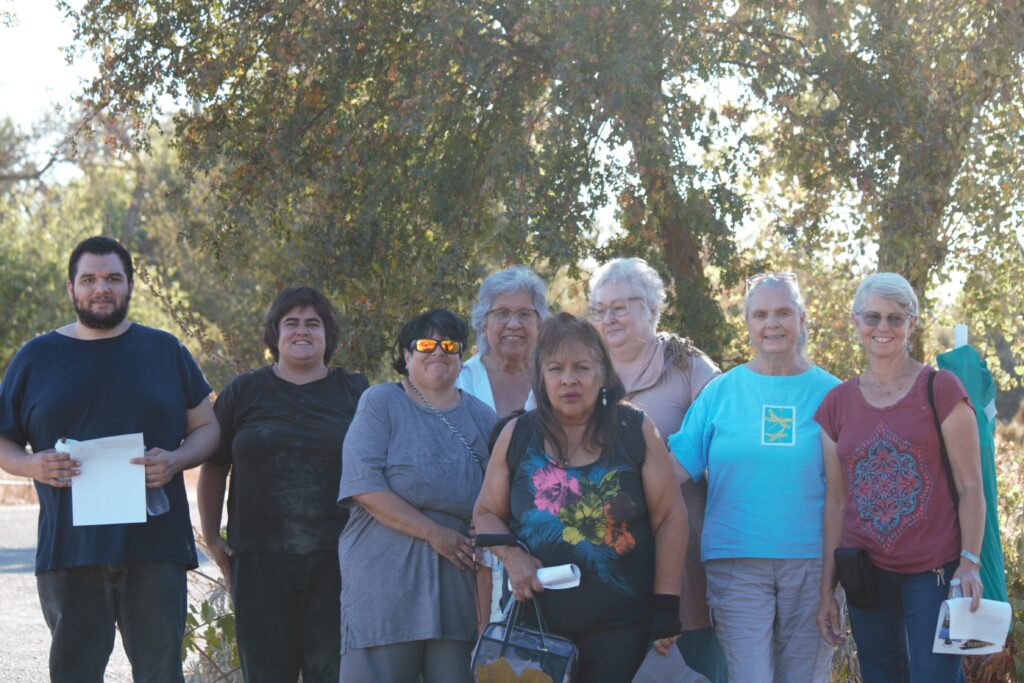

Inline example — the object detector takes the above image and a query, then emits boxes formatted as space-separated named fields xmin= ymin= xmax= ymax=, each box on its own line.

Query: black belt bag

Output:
xmin=834 ymin=547 xmax=880 ymax=609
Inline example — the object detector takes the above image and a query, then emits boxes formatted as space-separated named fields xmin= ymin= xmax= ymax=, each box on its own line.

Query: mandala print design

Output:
xmin=848 ymin=423 xmax=932 ymax=553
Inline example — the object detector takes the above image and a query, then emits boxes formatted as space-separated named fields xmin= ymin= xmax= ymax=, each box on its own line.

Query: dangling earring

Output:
xmin=601 ymin=386 xmax=608 ymax=407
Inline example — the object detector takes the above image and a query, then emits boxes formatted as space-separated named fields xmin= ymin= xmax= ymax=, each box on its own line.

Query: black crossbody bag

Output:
xmin=835 ymin=370 xmax=957 ymax=609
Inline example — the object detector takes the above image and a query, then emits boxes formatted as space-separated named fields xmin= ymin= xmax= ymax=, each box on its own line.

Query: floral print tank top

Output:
xmin=507 ymin=407 xmax=654 ymax=632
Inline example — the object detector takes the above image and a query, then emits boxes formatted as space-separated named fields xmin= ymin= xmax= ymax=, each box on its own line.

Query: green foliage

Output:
xmin=183 ymin=537 xmax=240 ymax=682
xmin=725 ymin=0 xmax=1024 ymax=364
xmin=63 ymin=0 xmax=755 ymax=360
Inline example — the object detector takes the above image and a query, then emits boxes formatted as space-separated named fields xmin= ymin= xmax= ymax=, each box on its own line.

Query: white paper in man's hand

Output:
xmin=70 ymin=433 xmax=146 ymax=526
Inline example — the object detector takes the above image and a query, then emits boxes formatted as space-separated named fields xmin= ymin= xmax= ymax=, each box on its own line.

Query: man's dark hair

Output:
xmin=263 ymin=286 xmax=343 ymax=365
xmin=391 ymin=309 xmax=469 ymax=376
xmin=68 ymin=236 xmax=134 ymax=284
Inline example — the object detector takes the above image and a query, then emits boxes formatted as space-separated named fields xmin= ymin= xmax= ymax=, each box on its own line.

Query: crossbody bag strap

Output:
xmin=406 ymin=380 xmax=486 ymax=473
xmin=927 ymin=369 xmax=960 ymax=507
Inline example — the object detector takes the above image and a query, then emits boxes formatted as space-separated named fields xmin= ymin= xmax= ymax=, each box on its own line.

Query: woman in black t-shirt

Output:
xmin=473 ymin=313 xmax=688 ymax=683
xmin=198 ymin=287 xmax=368 ymax=683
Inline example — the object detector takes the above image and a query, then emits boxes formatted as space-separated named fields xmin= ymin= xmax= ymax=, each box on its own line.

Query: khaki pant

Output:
xmin=705 ymin=557 xmax=834 ymax=683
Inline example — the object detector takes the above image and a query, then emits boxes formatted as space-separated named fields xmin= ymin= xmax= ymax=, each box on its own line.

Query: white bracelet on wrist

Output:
xmin=960 ymin=549 xmax=981 ymax=567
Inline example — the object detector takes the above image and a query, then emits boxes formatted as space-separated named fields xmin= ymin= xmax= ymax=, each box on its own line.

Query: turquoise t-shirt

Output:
xmin=668 ymin=365 xmax=840 ymax=561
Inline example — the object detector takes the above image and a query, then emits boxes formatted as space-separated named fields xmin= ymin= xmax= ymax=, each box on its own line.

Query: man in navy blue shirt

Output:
xmin=0 ymin=236 xmax=219 ymax=683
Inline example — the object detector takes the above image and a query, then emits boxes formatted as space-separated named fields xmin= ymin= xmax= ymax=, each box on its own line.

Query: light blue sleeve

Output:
xmin=668 ymin=383 xmax=715 ymax=482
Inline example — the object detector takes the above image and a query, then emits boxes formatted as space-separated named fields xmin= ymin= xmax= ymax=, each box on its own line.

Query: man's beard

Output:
xmin=74 ymin=291 xmax=131 ymax=329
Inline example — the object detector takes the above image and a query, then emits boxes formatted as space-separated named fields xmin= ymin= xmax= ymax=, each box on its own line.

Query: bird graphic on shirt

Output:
xmin=765 ymin=409 xmax=794 ymax=442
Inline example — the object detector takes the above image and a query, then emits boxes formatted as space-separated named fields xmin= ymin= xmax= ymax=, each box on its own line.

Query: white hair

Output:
xmin=470 ymin=266 xmax=549 ymax=355
xmin=588 ymin=257 xmax=666 ymax=330
xmin=852 ymin=272 xmax=920 ymax=318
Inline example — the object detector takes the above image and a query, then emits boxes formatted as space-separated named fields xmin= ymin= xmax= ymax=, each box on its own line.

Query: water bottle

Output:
xmin=944 ymin=577 xmax=963 ymax=645
xmin=146 ymin=487 xmax=170 ymax=516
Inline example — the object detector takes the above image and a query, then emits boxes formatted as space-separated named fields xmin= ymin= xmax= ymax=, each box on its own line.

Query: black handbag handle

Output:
xmin=500 ymin=598 xmax=552 ymax=655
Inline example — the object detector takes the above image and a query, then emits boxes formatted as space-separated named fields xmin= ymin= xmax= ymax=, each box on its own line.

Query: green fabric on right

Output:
xmin=936 ymin=345 xmax=1009 ymax=607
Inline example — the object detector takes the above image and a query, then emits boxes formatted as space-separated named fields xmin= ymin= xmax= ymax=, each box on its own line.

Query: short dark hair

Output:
xmin=263 ymin=286 xmax=342 ymax=365
xmin=531 ymin=312 xmax=625 ymax=464
xmin=68 ymin=236 xmax=134 ymax=284
xmin=391 ymin=308 xmax=469 ymax=376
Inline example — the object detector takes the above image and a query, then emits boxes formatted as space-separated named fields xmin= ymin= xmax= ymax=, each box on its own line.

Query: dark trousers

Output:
xmin=36 ymin=561 xmax=187 ymax=683
xmin=231 ymin=550 xmax=341 ymax=683
xmin=848 ymin=560 xmax=965 ymax=683
xmin=562 ymin=617 xmax=650 ymax=683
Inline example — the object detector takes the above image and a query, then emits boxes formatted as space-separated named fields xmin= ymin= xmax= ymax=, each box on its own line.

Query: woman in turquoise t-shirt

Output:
xmin=668 ymin=273 xmax=839 ymax=683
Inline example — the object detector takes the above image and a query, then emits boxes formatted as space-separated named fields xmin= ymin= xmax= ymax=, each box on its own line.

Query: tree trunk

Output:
xmin=618 ymin=99 xmax=728 ymax=357
xmin=876 ymin=115 xmax=961 ymax=360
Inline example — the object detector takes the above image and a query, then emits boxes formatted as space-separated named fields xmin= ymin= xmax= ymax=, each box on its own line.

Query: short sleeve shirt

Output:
xmin=337 ymin=383 xmax=497 ymax=651
xmin=668 ymin=365 xmax=840 ymax=561
xmin=814 ymin=368 xmax=971 ymax=573
xmin=0 ymin=325 xmax=212 ymax=573
xmin=210 ymin=366 xmax=368 ymax=554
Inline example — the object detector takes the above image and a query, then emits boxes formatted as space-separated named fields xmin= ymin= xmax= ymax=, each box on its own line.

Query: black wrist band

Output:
xmin=650 ymin=594 xmax=682 ymax=641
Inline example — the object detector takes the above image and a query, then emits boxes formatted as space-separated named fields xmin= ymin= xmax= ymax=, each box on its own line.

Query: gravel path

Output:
xmin=0 ymin=505 xmax=133 ymax=681
xmin=0 ymin=502 xmax=220 ymax=681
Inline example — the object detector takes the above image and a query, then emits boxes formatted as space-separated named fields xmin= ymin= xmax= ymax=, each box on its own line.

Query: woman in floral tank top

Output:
xmin=474 ymin=313 xmax=688 ymax=683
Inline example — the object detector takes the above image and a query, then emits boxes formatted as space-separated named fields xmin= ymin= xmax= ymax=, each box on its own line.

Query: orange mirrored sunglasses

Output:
xmin=410 ymin=338 xmax=463 ymax=355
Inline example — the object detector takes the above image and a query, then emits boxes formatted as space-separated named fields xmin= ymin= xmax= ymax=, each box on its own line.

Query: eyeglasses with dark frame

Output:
xmin=409 ymin=338 xmax=464 ymax=355
xmin=588 ymin=296 xmax=644 ymax=322
xmin=856 ymin=311 xmax=911 ymax=329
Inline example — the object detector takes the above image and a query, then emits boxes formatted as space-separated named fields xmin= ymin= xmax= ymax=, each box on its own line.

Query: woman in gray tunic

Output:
xmin=338 ymin=309 xmax=498 ymax=683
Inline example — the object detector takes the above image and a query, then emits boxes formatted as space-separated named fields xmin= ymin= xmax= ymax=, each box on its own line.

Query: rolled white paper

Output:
xmin=508 ymin=563 xmax=581 ymax=591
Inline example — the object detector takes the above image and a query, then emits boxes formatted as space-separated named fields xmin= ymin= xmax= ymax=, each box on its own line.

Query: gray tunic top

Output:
xmin=338 ymin=382 xmax=498 ymax=652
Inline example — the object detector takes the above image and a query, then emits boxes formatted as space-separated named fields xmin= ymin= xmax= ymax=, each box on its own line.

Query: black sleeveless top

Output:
xmin=507 ymin=406 xmax=655 ymax=632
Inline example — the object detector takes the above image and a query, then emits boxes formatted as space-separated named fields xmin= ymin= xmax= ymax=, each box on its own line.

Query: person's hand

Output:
xmin=30 ymin=449 xmax=80 ymax=488
xmin=428 ymin=525 xmax=476 ymax=571
xmin=816 ymin=590 xmax=845 ymax=646
xmin=131 ymin=447 xmax=180 ymax=488
xmin=501 ymin=547 xmax=544 ymax=601
xmin=953 ymin=561 xmax=984 ymax=612
xmin=652 ymin=635 xmax=680 ymax=655
xmin=205 ymin=535 xmax=235 ymax=592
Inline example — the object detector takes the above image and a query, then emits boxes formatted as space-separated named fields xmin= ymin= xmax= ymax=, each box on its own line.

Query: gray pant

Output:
xmin=36 ymin=562 xmax=187 ymax=683
xmin=339 ymin=639 xmax=473 ymax=683
xmin=705 ymin=557 xmax=833 ymax=683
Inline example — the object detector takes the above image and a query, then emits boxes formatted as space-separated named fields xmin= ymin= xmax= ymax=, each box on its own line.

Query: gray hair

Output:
xmin=588 ymin=257 xmax=667 ymax=330
xmin=470 ymin=265 xmax=549 ymax=355
xmin=852 ymin=272 xmax=920 ymax=319
xmin=744 ymin=275 xmax=808 ymax=355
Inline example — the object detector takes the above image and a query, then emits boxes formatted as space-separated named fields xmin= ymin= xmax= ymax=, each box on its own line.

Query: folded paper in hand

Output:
xmin=507 ymin=564 xmax=581 ymax=591
xmin=932 ymin=597 xmax=1012 ymax=655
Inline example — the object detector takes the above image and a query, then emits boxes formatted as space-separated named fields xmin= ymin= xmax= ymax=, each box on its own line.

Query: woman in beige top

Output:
xmin=589 ymin=257 xmax=726 ymax=682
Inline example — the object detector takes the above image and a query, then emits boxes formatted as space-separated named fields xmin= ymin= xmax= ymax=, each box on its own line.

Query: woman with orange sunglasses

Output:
xmin=338 ymin=309 xmax=497 ymax=682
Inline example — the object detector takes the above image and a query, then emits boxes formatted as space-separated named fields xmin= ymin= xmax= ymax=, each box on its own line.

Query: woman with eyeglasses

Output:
xmin=587 ymin=257 xmax=727 ymax=682
xmin=814 ymin=273 xmax=983 ymax=682
xmin=474 ymin=313 xmax=687 ymax=683
xmin=337 ymin=309 xmax=497 ymax=682
xmin=458 ymin=265 xmax=548 ymax=418
xmin=457 ymin=266 xmax=549 ymax=623
xmin=667 ymin=272 xmax=839 ymax=682
xmin=198 ymin=287 xmax=369 ymax=682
